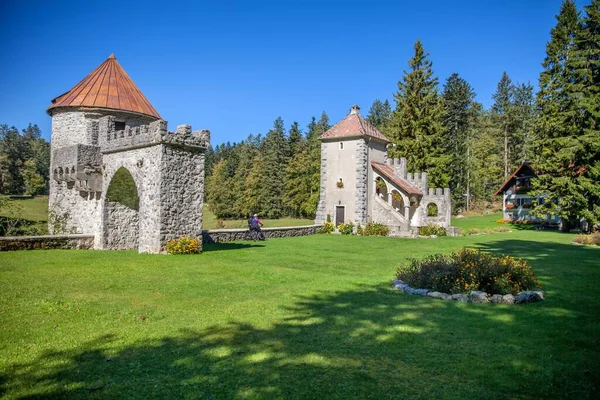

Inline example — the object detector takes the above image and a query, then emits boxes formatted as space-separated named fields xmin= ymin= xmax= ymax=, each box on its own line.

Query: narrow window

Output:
xmin=339 ymin=142 xmax=344 ymax=150
xmin=114 ymin=121 xmax=126 ymax=131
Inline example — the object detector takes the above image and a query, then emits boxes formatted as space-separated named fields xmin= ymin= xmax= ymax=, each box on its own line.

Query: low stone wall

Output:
xmin=202 ymin=225 xmax=321 ymax=244
xmin=0 ymin=234 xmax=95 ymax=251
xmin=392 ymin=279 xmax=544 ymax=304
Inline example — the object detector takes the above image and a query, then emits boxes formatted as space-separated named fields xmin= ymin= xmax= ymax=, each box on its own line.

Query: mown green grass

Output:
xmin=0 ymin=196 xmax=48 ymax=222
xmin=451 ymin=212 xmax=503 ymax=230
xmin=1 ymin=216 xmax=599 ymax=399
xmin=203 ymin=205 xmax=314 ymax=229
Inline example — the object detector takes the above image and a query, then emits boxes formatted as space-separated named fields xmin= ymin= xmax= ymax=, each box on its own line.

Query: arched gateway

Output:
xmin=47 ymin=54 xmax=209 ymax=253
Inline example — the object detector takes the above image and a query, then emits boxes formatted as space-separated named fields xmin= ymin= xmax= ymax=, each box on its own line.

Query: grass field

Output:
xmin=0 ymin=196 xmax=48 ymax=222
xmin=1 ymin=214 xmax=599 ymax=399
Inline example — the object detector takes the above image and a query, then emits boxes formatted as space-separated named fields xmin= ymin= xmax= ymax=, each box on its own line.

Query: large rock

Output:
xmin=502 ymin=294 xmax=515 ymax=304
xmin=392 ymin=280 xmax=409 ymax=290
xmin=469 ymin=291 xmax=489 ymax=303
xmin=490 ymin=294 xmax=503 ymax=304
xmin=451 ymin=294 xmax=469 ymax=302
xmin=515 ymin=290 xmax=544 ymax=304
xmin=427 ymin=291 xmax=452 ymax=300
xmin=414 ymin=289 xmax=430 ymax=296
xmin=403 ymin=286 xmax=416 ymax=295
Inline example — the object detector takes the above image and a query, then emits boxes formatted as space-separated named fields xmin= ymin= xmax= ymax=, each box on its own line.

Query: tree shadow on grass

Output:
xmin=202 ymin=242 xmax=266 ymax=252
xmin=2 ymin=279 xmax=599 ymax=399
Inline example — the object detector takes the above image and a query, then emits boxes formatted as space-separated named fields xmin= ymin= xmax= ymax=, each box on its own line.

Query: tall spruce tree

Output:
xmin=531 ymin=0 xmax=591 ymax=230
xmin=442 ymin=73 xmax=476 ymax=211
xmin=491 ymin=72 xmax=518 ymax=178
xmin=366 ymin=99 xmax=392 ymax=130
xmin=387 ymin=40 xmax=449 ymax=188
xmin=258 ymin=117 xmax=289 ymax=218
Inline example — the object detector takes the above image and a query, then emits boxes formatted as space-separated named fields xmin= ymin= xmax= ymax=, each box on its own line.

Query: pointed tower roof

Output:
xmin=319 ymin=105 xmax=390 ymax=143
xmin=47 ymin=54 xmax=161 ymax=119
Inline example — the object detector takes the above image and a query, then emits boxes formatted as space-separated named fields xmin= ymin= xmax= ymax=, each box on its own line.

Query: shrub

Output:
xmin=396 ymin=248 xmax=541 ymax=295
xmin=467 ymin=227 xmax=482 ymax=235
xmin=362 ymin=222 xmax=389 ymax=236
xmin=215 ymin=219 xmax=225 ymax=229
xmin=356 ymin=224 xmax=363 ymax=235
xmin=338 ymin=221 xmax=354 ymax=235
xmin=419 ymin=224 xmax=447 ymax=236
xmin=318 ymin=221 xmax=335 ymax=234
xmin=494 ymin=226 xmax=510 ymax=233
xmin=165 ymin=236 xmax=201 ymax=255
xmin=573 ymin=232 xmax=600 ymax=246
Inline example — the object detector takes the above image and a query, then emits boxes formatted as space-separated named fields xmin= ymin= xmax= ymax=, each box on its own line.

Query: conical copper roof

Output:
xmin=47 ymin=54 xmax=161 ymax=119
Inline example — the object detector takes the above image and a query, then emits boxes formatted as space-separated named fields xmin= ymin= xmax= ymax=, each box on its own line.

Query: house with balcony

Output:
xmin=495 ymin=161 xmax=560 ymax=225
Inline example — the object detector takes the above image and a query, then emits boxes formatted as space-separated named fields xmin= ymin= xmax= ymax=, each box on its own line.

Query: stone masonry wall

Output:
xmin=354 ymin=139 xmax=368 ymax=224
xmin=103 ymin=202 xmax=139 ymax=249
xmin=315 ymin=142 xmax=327 ymax=224
xmin=159 ymin=144 xmax=205 ymax=249
xmin=202 ymin=225 xmax=320 ymax=244
xmin=0 ymin=235 xmax=94 ymax=251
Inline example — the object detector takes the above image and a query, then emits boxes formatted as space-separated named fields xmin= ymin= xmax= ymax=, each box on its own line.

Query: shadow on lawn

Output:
xmin=2 ymin=269 xmax=599 ymax=398
xmin=202 ymin=242 xmax=266 ymax=252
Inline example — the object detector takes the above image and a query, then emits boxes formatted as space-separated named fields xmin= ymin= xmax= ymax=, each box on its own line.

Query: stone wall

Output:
xmin=103 ymin=202 xmax=139 ymax=249
xmin=354 ymin=139 xmax=368 ymax=224
xmin=202 ymin=225 xmax=321 ymax=244
xmin=412 ymin=188 xmax=452 ymax=229
xmin=315 ymin=142 xmax=327 ymax=224
xmin=0 ymin=235 xmax=94 ymax=251
xmin=159 ymin=144 xmax=205 ymax=247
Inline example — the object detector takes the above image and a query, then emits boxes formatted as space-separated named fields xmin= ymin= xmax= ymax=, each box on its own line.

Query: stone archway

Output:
xmin=391 ymin=189 xmax=405 ymax=215
xmin=375 ymin=176 xmax=388 ymax=199
xmin=103 ymin=167 xmax=140 ymax=249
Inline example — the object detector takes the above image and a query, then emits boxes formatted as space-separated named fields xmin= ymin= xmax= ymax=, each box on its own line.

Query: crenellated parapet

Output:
xmin=98 ymin=116 xmax=210 ymax=154
xmin=386 ymin=157 xmax=429 ymax=194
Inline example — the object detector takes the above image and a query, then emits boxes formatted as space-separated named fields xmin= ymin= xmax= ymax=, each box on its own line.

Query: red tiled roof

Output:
xmin=371 ymin=161 xmax=422 ymax=196
xmin=494 ymin=162 xmax=536 ymax=196
xmin=319 ymin=106 xmax=390 ymax=143
xmin=47 ymin=54 xmax=161 ymax=119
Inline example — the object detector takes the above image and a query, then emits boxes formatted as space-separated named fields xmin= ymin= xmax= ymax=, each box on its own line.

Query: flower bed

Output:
xmin=394 ymin=248 xmax=543 ymax=304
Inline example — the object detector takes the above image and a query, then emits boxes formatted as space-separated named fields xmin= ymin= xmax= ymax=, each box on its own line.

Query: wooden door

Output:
xmin=335 ymin=206 xmax=345 ymax=227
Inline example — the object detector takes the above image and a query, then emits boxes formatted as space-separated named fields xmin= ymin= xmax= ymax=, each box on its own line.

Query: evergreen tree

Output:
xmin=366 ymin=99 xmax=392 ymax=130
xmin=206 ymin=159 xmax=235 ymax=218
xmin=470 ymin=105 xmax=504 ymax=202
xmin=287 ymin=121 xmax=303 ymax=158
xmin=531 ymin=0 xmax=591 ymax=230
xmin=386 ymin=40 xmax=449 ymax=188
xmin=513 ymin=83 xmax=536 ymax=162
xmin=442 ymin=73 xmax=475 ymax=211
xmin=0 ymin=125 xmax=26 ymax=194
xmin=258 ymin=117 xmax=289 ymax=218
xmin=491 ymin=72 xmax=519 ymax=178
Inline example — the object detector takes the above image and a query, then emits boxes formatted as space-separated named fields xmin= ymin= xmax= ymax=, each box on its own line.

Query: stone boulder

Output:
xmin=489 ymin=294 xmax=503 ymax=304
xmin=414 ymin=289 xmax=430 ymax=296
xmin=469 ymin=291 xmax=489 ymax=303
xmin=515 ymin=290 xmax=544 ymax=304
xmin=451 ymin=294 xmax=469 ymax=302
xmin=502 ymin=294 xmax=515 ymax=304
xmin=427 ymin=291 xmax=452 ymax=300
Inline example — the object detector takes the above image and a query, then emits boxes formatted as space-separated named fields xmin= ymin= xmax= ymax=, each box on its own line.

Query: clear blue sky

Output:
xmin=0 ymin=0 xmax=578 ymax=145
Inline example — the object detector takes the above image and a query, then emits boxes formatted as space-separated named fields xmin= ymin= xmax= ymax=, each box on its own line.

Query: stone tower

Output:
xmin=47 ymin=54 xmax=210 ymax=252
xmin=315 ymin=105 xmax=390 ymax=226
xmin=315 ymin=105 xmax=451 ymax=235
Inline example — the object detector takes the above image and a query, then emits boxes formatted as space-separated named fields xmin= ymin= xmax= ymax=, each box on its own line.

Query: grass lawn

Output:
xmin=451 ymin=212 xmax=503 ymax=230
xmin=1 ymin=216 xmax=599 ymax=398
xmin=0 ymin=196 xmax=48 ymax=222
xmin=203 ymin=205 xmax=314 ymax=229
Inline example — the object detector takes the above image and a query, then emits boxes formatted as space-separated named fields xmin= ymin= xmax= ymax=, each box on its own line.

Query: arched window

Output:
xmin=375 ymin=177 xmax=388 ymax=199
xmin=427 ymin=203 xmax=438 ymax=217
xmin=391 ymin=190 xmax=404 ymax=214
